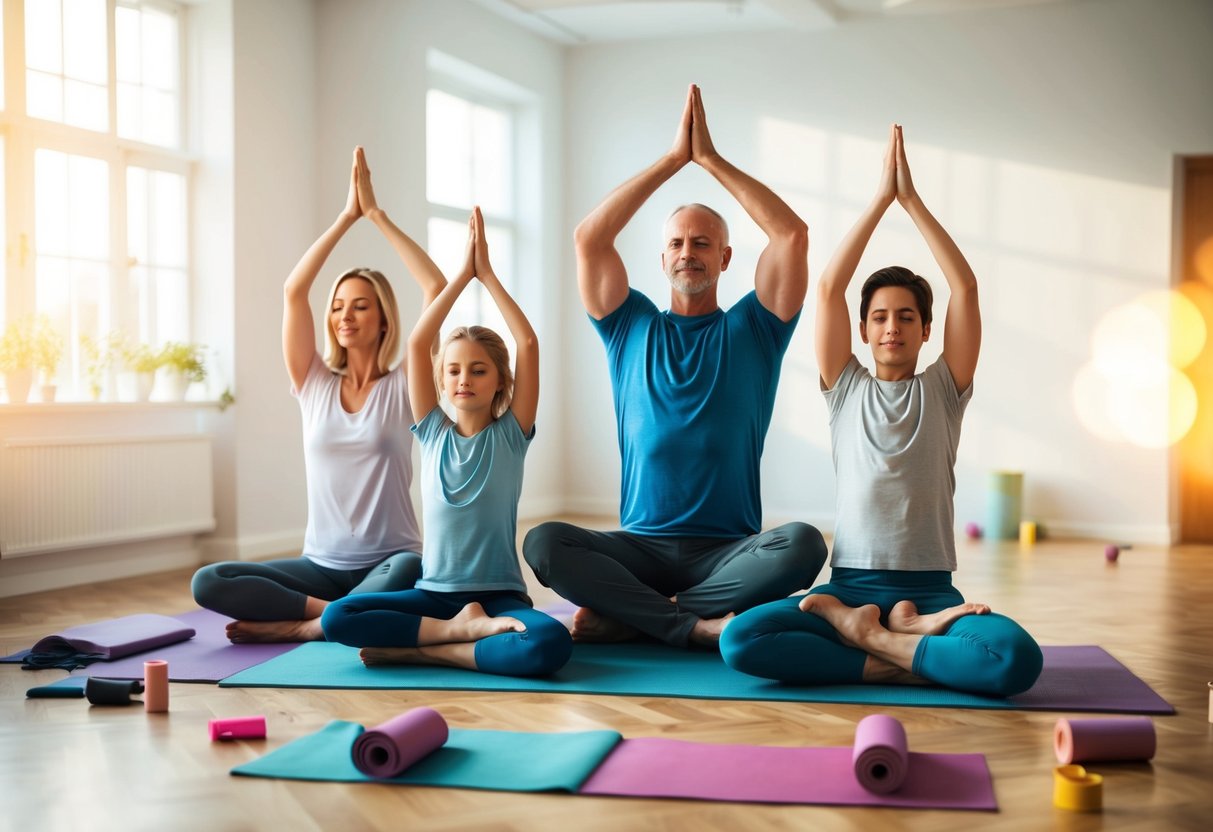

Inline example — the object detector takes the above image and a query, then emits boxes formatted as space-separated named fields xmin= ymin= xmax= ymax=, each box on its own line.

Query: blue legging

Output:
xmin=720 ymin=568 xmax=1043 ymax=697
xmin=321 ymin=589 xmax=573 ymax=678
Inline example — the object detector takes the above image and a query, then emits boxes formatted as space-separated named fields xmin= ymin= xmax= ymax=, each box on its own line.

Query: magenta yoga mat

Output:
xmin=581 ymin=737 xmax=996 ymax=810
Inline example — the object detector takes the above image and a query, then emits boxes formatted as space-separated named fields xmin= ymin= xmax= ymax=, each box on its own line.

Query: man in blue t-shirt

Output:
xmin=523 ymin=85 xmax=827 ymax=648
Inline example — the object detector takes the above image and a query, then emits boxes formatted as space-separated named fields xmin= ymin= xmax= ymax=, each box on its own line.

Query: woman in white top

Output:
xmin=191 ymin=148 xmax=444 ymax=643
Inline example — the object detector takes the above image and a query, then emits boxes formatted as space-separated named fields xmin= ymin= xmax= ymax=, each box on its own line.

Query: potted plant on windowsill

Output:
xmin=32 ymin=317 xmax=64 ymax=403
xmin=158 ymin=341 xmax=207 ymax=401
xmin=115 ymin=336 xmax=162 ymax=402
xmin=80 ymin=333 xmax=111 ymax=401
xmin=0 ymin=318 xmax=34 ymax=404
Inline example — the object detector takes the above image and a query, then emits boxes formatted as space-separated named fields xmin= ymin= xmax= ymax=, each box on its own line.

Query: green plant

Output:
xmin=32 ymin=316 xmax=64 ymax=381
xmin=158 ymin=341 xmax=207 ymax=384
xmin=0 ymin=318 xmax=34 ymax=373
xmin=112 ymin=334 xmax=161 ymax=374
xmin=80 ymin=334 xmax=110 ymax=398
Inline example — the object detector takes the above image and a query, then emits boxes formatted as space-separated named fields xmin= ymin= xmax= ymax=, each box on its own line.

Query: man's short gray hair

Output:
xmin=665 ymin=203 xmax=729 ymax=245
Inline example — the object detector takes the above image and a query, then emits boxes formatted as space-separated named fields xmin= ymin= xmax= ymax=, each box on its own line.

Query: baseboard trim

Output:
xmin=0 ymin=536 xmax=200 ymax=598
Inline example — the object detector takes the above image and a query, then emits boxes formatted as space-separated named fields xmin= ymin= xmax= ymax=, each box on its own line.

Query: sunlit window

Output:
xmin=34 ymin=150 xmax=111 ymax=392
xmin=117 ymin=2 xmax=181 ymax=147
xmin=128 ymin=167 xmax=188 ymax=344
xmin=26 ymin=0 xmax=109 ymax=132
xmin=426 ymin=87 xmax=515 ymax=342
xmin=3 ymin=1 xmax=191 ymax=403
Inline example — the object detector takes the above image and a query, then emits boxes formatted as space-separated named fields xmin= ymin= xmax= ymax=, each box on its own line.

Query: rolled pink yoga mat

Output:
xmin=352 ymin=707 xmax=449 ymax=778
xmin=1054 ymin=717 xmax=1155 ymax=765
xmin=852 ymin=714 xmax=909 ymax=794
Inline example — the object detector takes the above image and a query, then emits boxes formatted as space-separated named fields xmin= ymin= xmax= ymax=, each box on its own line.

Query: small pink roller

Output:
xmin=209 ymin=715 xmax=267 ymax=741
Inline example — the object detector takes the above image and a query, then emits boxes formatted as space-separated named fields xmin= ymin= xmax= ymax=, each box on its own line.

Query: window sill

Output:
xmin=0 ymin=400 xmax=231 ymax=414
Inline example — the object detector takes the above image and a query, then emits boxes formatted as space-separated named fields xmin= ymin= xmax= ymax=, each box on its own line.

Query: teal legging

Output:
xmin=720 ymin=568 xmax=1043 ymax=697
xmin=321 ymin=589 xmax=573 ymax=678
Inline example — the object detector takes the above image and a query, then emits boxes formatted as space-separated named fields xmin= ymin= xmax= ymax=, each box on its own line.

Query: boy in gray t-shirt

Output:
xmin=722 ymin=126 xmax=1042 ymax=697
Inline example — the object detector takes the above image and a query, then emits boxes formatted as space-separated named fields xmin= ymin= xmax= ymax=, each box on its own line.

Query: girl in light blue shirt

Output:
xmin=322 ymin=208 xmax=571 ymax=677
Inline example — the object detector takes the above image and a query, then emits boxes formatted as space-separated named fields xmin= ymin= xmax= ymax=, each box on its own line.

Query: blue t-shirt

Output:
xmin=411 ymin=407 xmax=533 ymax=593
xmin=592 ymin=289 xmax=799 ymax=537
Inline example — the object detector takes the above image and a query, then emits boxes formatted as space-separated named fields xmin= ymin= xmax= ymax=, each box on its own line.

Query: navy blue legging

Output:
xmin=720 ymin=568 xmax=1043 ymax=697
xmin=321 ymin=589 xmax=573 ymax=678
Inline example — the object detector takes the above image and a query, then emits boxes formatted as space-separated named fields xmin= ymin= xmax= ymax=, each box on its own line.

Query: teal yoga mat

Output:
xmin=219 ymin=642 xmax=1173 ymax=714
xmin=234 ymin=721 xmax=620 ymax=791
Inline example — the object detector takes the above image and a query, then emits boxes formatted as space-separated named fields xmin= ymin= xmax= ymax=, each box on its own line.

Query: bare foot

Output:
xmin=226 ymin=618 xmax=323 ymax=643
xmin=887 ymin=600 xmax=990 ymax=636
xmin=418 ymin=602 xmax=525 ymax=646
xmin=688 ymin=613 xmax=735 ymax=648
xmin=798 ymin=594 xmax=884 ymax=648
xmin=570 ymin=607 xmax=637 ymax=643
xmin=863 ymin=655 xmax=931 ymax=685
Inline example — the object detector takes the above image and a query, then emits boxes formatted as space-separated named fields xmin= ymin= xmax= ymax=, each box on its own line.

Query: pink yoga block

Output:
xmin=210 ymin=715 xmax=268 ymax=741
xmin=1054 ymin=717 xmax=1155 ymax=765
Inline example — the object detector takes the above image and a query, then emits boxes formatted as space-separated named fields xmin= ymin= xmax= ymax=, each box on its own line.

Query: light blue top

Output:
xmin=823 ymin=354 xmax=972 ymax=571
xmin=411 ymin=407 xmax=533 ymax=593
xmin=591 ymin=289 xmax=799 ymax=537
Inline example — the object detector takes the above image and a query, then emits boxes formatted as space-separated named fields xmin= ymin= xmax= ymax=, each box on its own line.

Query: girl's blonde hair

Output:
xmin=434 ymin=326 xmax=513 ymax=419
xmin=322 ymin=268 xmax=400 ymax=374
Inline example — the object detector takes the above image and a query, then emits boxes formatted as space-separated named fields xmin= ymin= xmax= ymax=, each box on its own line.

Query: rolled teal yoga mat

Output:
xmin=985 ymin=470 xmax=1023 ymax=540
xmin=218 ymin=642 xmax=1173 ymax=714
xmin=233 ymin=721 xmax=621 ymax=792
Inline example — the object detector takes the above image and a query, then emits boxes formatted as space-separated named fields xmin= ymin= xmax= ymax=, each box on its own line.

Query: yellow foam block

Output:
xmin=1053 ymin=764 xmax=1103 ymax=812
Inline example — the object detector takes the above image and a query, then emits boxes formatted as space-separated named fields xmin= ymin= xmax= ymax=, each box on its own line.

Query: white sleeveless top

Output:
xmin=293 ymin=353 xmax=423 ymax=569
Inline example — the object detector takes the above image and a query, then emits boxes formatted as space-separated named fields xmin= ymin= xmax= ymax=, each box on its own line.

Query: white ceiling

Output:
xmin=473 ymin=0 xmax=1073 ymax=44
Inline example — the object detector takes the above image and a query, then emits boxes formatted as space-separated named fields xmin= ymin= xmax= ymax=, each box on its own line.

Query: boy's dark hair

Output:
xmin=859 ymin=266 xmax=933 ymax=325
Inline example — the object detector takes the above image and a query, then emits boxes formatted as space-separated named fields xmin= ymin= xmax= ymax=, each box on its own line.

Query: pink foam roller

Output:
xmin=852 ymin=714 xmax=909 ymax=794
xmin=352 ymin=707 xmax=449 ymax=778
xmin=209 ymin=715 xmax=267 ymax=741
xmin=1054 ymin=717 xmax=1155 ymax=764
xmin=143 ymin=660 xmax=169 ymax=713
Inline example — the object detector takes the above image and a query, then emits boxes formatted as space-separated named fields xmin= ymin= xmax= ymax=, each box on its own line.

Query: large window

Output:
xmin=425 ymin=84 xmax=516 ymax=342
xmin=2 ymin=0 xmax=189 ymax=402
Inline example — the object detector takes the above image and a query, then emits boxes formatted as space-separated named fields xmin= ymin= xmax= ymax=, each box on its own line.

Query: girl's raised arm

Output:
xmin=472 ymin=207 xmax=538 ymax=435
xmin=407 ymin=215 xmax=475 ymax=424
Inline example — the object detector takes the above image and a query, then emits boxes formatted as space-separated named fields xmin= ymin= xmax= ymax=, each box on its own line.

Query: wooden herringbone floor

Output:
xmin=2 ymin=517 xmax=1211 ymax=831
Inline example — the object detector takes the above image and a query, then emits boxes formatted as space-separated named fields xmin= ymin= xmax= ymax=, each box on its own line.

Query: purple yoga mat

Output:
xmin=579 ymin=736 xmax=996 ymax=810
xmin=352 ymin=708 xmax=449 ymax=778
xmin=72 ymin=609 xmax=301 ymax=682
xmin=852 ymin=714 xmax=908 ymax=794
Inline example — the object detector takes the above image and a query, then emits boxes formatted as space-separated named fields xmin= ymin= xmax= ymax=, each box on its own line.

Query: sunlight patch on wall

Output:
xmin=1074 ymin=290 xmax=1205 ymax=449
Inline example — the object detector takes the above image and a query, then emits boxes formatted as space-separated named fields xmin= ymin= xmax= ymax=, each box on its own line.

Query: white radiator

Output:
xmin=0 ymin=435 xmax=215 ymax=558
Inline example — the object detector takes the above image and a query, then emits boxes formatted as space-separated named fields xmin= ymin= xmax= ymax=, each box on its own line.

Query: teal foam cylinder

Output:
xmin=986 ymin=471 xmax=1023 ymax=540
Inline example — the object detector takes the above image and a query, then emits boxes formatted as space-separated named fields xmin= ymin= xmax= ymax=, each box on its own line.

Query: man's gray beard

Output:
xmin=669 ymin=271 xmax=718 ymax=296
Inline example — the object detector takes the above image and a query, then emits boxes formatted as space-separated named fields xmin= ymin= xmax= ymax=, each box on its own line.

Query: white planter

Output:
xmin=4 ymin=369 xmax=33 ymax=404
xmin=166 ymin=373 xmax=192 ymax=401
xmin=39 ymin=383 xmax=57 ymax=403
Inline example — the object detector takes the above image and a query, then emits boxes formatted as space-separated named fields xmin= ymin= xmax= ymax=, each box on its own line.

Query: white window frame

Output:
xmin=425 ymin=72 xmax=520 ymax=331
xmin=1 ymin=0 xmax=192 ymax=402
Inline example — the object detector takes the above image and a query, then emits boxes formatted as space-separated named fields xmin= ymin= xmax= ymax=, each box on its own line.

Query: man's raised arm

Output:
xmin=574 ymin=88 xmax=693 ymax=320
xmin=689 ymin=85 xmax=808 ymax=322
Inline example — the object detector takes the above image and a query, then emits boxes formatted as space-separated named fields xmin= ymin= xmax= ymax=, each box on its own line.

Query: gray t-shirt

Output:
xmin=823 ymin=354 xmax=972 ymax=571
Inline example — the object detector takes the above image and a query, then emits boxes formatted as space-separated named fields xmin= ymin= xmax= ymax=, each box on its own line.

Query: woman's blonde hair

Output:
xmin=434 ymin=326 xmax=513 ymax=419
xmin=322 ymin=268 xmax=400 ymax=374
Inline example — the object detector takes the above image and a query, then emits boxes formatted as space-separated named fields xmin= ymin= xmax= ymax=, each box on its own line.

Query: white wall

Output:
xmin=561 ymin=0 xmax=1213 ymax=543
